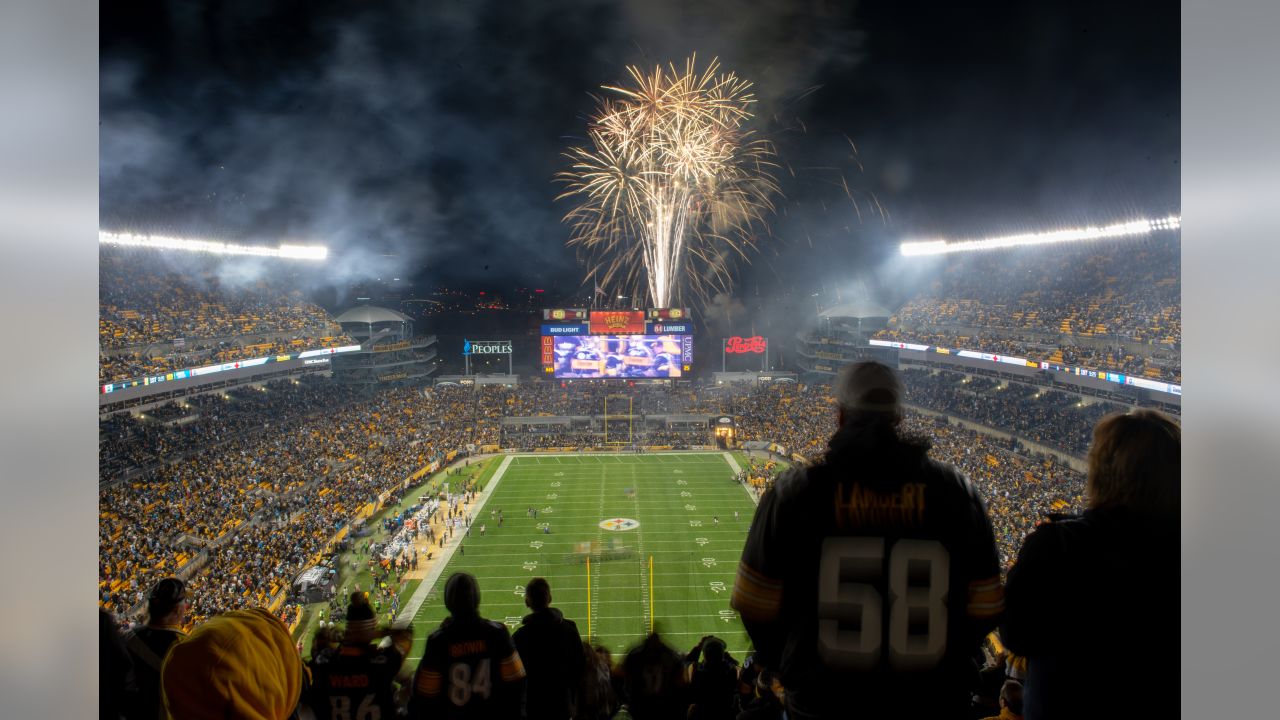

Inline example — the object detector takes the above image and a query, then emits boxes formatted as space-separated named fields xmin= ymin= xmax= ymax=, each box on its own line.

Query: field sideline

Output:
xmin=403 ymin=451 xmax=761 ymax=663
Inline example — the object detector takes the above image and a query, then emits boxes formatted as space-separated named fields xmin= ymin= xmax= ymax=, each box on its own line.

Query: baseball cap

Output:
xmin=836 ymin=361 xmax=903 ymax=415
xmin=147 ymin=577 xmax=187 ymax=619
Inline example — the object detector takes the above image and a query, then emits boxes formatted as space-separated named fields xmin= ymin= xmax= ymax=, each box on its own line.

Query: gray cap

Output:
xmin=836 ymin=361 xmax=903 ymax=415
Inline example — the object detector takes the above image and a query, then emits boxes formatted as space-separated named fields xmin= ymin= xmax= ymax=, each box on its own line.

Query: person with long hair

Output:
xmin=1002 ymin=409 xmax=1180 ymax=719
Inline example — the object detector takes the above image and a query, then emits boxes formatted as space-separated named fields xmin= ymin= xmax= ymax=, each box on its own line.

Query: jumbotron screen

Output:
xmin=543 ymin=334 xmax=693 ymax=378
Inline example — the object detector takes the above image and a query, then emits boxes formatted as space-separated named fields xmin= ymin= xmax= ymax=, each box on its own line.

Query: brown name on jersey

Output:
xmin=834 ymin=482 xmax=927 ymax=529
xmin=329 ymin=674 xmax=370 ymax=688
xmin=450 ymin=640 xmax=488 ymax=658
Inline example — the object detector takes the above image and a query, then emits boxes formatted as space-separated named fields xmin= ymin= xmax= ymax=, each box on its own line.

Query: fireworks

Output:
xmin=558 ymin=55 xmax=780 ymax=308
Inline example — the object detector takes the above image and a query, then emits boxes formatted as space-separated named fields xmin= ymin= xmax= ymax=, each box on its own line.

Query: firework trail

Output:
xmin=557 ymin=55 xmax=780 ymax=308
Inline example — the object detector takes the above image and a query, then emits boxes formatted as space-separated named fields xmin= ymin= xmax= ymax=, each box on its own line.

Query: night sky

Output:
xmin=100 ymin=0 xmax=1179 ymax=314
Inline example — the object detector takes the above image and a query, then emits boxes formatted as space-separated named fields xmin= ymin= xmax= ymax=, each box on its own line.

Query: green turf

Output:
xmin=404 ymin=452 xmax=760 ymax=664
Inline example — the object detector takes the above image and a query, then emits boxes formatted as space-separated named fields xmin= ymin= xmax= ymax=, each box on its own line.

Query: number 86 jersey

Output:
xmin=731 ymin=431 xmax=1004 ymax=718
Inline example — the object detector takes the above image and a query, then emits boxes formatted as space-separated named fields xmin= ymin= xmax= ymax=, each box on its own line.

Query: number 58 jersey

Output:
xmin=731 ymin=432 xmax=1004 ymax=718
xmin=412 ymin=616 xmax=526 ymax=719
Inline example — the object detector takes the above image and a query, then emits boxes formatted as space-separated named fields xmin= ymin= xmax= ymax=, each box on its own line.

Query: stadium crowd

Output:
xmin=101 ymin=373 xmax=1105 ymax=630
xmin=99 ymin=334 xmax=353 ymax=384
xmin=98 ymin=246 xmax=354 ymax=385
xmin=100 ymin=246 xmax=340 ymax=348
xmin=900 ymin=368 xmax=1131 ymax=456
xmin=874 ymin=235 xmax=1181 ymax=382
xmin=99 ymin=383 xmax=478 ymax=627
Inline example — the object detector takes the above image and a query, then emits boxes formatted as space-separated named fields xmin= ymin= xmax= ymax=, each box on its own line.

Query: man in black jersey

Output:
xmin=731 ymin=361 xmax=1004 ymax=719
xmin=306 ymin=591 xmax=412 ymax=720
xmin=125 ymin=577 xmax=188 ymax=720
xmin=411 ymin=572 xmax=526 ymax=719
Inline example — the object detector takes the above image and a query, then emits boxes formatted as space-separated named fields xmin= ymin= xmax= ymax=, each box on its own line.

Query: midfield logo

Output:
xmin=598 ymin=517 xmax=640 ymax=531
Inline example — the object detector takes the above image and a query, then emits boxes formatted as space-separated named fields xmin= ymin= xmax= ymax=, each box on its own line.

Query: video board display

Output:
xmin=542 ymin=334 xmax=692 ymax=378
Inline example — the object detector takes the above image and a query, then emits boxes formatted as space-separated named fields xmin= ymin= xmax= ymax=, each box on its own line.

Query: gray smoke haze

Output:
xmin=101 ymin=0 xmax=1177 ymax=318
xmin=100 ymin=0 xmax=867 ymax=305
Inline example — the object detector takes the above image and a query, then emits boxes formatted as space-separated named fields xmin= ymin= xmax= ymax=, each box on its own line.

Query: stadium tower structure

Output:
xmin=331 ymin=305 xmax=438 ymax=386
xmin=795 ymin=301 xmax=894 ymax=383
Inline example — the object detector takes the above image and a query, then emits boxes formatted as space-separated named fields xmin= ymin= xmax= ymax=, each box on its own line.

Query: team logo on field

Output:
xmin=599 ymin=518 xmax=640 ymax=531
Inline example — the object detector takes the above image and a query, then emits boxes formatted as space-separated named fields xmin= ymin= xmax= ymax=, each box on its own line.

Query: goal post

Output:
xmin=603 ymin=394 xmax=634 ymax=446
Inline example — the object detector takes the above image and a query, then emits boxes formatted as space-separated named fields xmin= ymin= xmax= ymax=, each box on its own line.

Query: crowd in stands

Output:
xmin=901 ymin=368 xmax=1131 ymax=456
xmin=98 ymin=246 xmax=353 ymax=384
xmin=99 ymin=334 xmax=352 ymax=384
xmin=873 ymin=234 xmax=1181 ymax=382
xmin=101 ymin=373 xmax=1105 ymax=631
xmin=98 ymin=376 xmax=365 ymax=481
xmin=100 ymin=246 xmax=340 ymax=348
xmin=98 ymin=382 xmax=479 ymax=627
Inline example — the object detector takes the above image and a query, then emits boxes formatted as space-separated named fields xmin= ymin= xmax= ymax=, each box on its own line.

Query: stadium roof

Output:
xmin=819 ymin=301 xmax=892 ymax=319
xmin=335 ymin=305 xmax=411 ymax=325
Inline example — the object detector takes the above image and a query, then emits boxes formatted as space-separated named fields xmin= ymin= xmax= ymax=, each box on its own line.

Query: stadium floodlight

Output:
xmin=899 ymin=215 xmax=1181 ymax=257
xmin=99 ymin=231 xmax=329 ymax=261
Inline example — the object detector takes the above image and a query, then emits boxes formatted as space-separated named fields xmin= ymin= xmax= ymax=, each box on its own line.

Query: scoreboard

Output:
xmin=541 ymin=308 xmax=693 ymax=377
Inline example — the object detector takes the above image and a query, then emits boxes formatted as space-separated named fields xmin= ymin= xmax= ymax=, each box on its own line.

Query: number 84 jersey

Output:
xmin=731 ymin=436 xmax=1004 ymax=717
xmin=412 ymin=616 xmax=527 ymax=719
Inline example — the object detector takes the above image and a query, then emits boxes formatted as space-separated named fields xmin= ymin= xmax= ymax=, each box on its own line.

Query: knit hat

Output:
xmin=702 ymin=637 xmax=726 ymax=665
xmin=162 ymin=608 xmax=305 ymax=720
xmin=444 ymin=572 xmax=481 ymax=618
xmin=345 ymin=592 xmax=377 ymax=644
xmin=836 ymin=361 xmax=903 ymax=416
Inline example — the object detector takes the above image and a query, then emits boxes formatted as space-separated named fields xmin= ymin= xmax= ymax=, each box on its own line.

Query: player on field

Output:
xmin=410 ymin=572 xmax=526 ymax=719
xmin=731 ymin=361 xmax=1004 ymax=719
xmin=306 ymin=591 xmax=412 ymax=720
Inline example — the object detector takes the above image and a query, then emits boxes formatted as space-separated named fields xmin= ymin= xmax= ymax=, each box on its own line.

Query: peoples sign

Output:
xmin=724 ymin=336 xmax=767 ymax=354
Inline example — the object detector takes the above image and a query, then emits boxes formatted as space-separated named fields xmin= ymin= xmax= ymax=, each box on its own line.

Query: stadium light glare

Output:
xmin=899 ymin=215 xmax=1181 ymax=257
xmin=99 ymin=231 xmax=329 ymax=261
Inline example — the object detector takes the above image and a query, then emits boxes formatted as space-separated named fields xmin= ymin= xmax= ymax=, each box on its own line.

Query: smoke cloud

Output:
xmin=101 ymin=0 xmax=1177 ymax=316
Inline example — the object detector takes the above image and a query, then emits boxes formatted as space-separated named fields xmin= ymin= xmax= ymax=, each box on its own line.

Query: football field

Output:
xmin=404 ymin=452 xmax=760 ymax=663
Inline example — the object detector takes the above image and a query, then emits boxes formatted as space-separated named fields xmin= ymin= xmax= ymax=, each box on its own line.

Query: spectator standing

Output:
xmin=161 ymin=607 xmax=306 ymax=720
xmin=411 ymin=572 xmax=526 ymax=719
xmin=620 ymin=632 xmax=687 ymax=720
xmin=574 ymin=642 xmax=616 ymax=720
xmin=100 ymin=609 xmax=137 ymax=719
xmin=306 ymin=592 xmax=412 ymax=720
xmin=685 ymin=635 xmax=738 ymax=720
xmin=732 ymin=361 xmax=1005 ymax=719
xmin=1002 ymin=410 xmax=1179 ymax=719
xmin=512 ymin=578 xmax=584 ymax=720
xmin=124 ymin=577 xmax=188 ymax=720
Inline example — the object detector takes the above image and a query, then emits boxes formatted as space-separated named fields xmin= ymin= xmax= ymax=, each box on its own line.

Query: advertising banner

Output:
xmin=648 ymin=322 xmax=694 ymax=334
xmin=463 ymin=339 xmax=512 ymax=355
xmin=542 ymin=323 xmax=590 ymax=335
xmin=725 ymin=336 xmax=768 ymax=354
xmin=542 ymin=308 xmax=589 ymax=321
xmin=646 ymin=308 xmax=691 ymax=321
xmin=589 ymin=310 xmax=647 ymax=334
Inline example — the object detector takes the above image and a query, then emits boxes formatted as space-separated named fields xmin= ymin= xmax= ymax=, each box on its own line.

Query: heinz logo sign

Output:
xmin=724 ymin=336 xmax=767 ymax=354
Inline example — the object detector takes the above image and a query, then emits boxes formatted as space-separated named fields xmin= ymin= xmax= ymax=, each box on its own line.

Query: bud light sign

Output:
xmin=724 ymin=336 xmax=767 ymax=354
